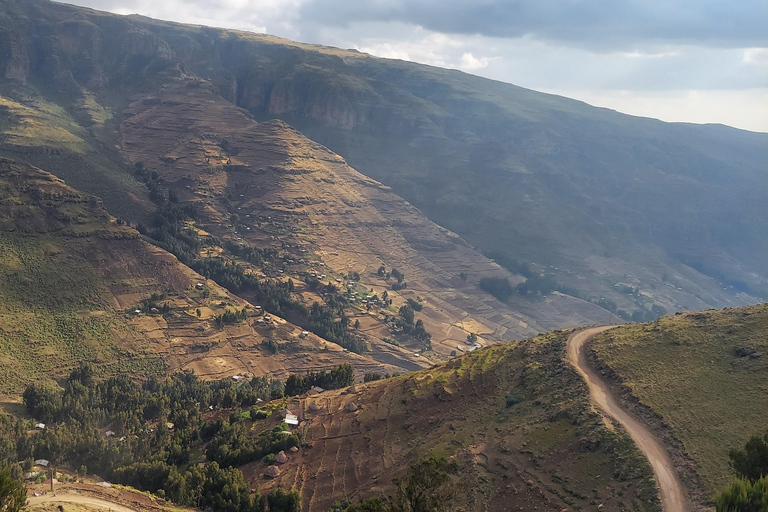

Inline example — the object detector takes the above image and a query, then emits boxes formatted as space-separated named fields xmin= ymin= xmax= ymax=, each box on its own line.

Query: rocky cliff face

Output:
xmin=0 ymin=0 xmax=175 ymax=93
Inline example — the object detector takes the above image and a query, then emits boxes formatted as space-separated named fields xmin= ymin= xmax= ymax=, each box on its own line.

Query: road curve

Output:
xmin=566 ymin=326 xmax=689 ymax=512
xmin=27 ymin=493 xmax=141 ymax=512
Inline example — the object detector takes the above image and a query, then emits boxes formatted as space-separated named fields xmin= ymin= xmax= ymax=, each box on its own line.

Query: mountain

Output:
xmin=1 ymin=0 xmax=765 ymax=328
xmin=589 ymin=304 xmax=768 ymax=498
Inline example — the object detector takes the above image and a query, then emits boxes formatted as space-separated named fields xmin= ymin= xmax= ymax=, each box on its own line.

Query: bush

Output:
xmin=716 ymin=475 xmax=768 ymax=512
xmin=479 ymin=277 xmax=514 ymax=302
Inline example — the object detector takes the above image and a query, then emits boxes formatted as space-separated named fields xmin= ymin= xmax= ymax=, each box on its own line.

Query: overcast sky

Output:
xmin=66 ymin=0 xmax=768 ymax=132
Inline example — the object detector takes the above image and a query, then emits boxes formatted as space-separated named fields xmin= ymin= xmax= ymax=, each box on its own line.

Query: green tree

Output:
xmin=730 ymin=433 xmax=768 ymax=482
xmin=716 ymin=475 xmax=768 ymax=512
xmin=0 ymin=466 xmax=26 ymax=512
xmin=266 ymin=488 xmax=301 ymax=512
xmin=390 ymin=456 xmax=458 ymax=512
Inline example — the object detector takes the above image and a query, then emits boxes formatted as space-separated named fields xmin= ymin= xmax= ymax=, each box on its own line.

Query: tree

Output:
xmin=466 ymin=333 xmax=477 ymax=344
xmin=266 ymin=488 xmax=301 ymax=512
xmin=730 ymin=433 xmax=768 ymax=482
xmin=390 ymin=456 xmax=458 ymax=512
xmin=0 ymin=466 xmax=26 ymax=512
xmin=398 ymin=305 xmax=415 ymax=326
xmin=716 ymin=475 xmax=768 ymax=512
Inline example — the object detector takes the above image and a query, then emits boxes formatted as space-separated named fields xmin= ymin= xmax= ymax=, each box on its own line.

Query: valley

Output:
xmin=0 ymin=1 xmax=764 ymax=511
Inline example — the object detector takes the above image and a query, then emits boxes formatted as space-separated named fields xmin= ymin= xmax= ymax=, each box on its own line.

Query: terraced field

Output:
xmin=251 ymin=331 xmax=661 ymax=511
xmin=118 ymin=82 xmax=611 ymax=364
xmin=0 ymin=158 xmax=400 ymax=391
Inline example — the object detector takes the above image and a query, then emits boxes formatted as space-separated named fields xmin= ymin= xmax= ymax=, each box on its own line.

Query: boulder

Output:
xmin=345 ymin=402 xmax=359 ymax=412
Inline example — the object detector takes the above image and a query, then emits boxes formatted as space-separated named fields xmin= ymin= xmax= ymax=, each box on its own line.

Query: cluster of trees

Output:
xmin=13 ymin=365 xmax=305 ymax=510
xmin=378 ymin=266 xmax=407 ymax=290
xmin=214 ymin=307 xmax=248 ymax=328
xmin=307 ymin=302 xmax=369 ymax=354
xmin=134 ymin=169 xmax=374 ymax=353
xmin=0 ymin=466 xmax=25 ymax=512
xmin=478 ymin=277 xmax=515 ymax=302
xmin=205 ymin=422 xmax=299 ymax=468
xmin=223 ymin=240 xmax=282 ymax=269
xmin=284 ymin=364 xmax=355 ymax=396
xmin=716 ymin=432 xmax=768 ymax=511
xmin=138 ymin=292 xmax=171 ymax=314
xmin=395 ymin=306 xmax=431 ymax=346
xmin=406 ymin=299 xmax=422 ymax=312
xmin=483 ymin=250 xmax=668 ymax=321
xmin=479 ymin=273 xmax=558 ymax=302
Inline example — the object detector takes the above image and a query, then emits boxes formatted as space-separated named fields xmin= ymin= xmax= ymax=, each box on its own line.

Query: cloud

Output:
xmin=297 ymin=0 xmax=768 ymax=50
xmin=459 ymin=52 xmax=491 ymax=70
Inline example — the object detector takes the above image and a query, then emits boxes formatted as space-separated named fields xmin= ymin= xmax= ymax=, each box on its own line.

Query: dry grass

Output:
xmin=255 ymin=331 xmax=661 ymax=511
xmin=591 ymin=305 xmax=768 ymax=496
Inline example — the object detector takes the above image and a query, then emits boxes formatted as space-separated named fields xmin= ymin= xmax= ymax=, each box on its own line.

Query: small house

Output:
xmin=35 ymin=459 xmax=49 ymax=467
xmin=34 ymin=423 xmax=46 ymax=430
xmin=285 ymin=414 xmax=299 ymax=426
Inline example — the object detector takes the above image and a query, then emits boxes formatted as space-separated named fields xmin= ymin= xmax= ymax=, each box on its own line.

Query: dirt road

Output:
xmin=27 ymin=493 xmax=141 ymax=512
xmin=566 ymin=326 xmax=689 ymax=512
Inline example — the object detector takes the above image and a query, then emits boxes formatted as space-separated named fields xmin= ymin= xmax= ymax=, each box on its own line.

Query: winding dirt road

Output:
xmin=566 ymin=326 xmax=689 ymax=512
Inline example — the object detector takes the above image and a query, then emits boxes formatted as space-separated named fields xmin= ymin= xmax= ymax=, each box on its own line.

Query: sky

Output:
xmin=65 ymin=0 xmax=768 ymax=132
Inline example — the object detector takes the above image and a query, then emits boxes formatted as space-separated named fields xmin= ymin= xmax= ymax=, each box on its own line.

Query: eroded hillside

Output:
xmin=116 ymin=81 xmax=611 ymax=363
xmin=246 ymin=331 xmax=661 ymax=511
xmin=1 ymin=0 xmax=764 ymax=332
xmin=0 ymin=158 xmax=400 ymax=392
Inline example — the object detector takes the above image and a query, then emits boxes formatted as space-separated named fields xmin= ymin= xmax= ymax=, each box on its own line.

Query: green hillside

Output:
xmin=590 ymin=304 xmax=768 ymax=496
xmin=0 ymin=158 xmax=169 ymax=391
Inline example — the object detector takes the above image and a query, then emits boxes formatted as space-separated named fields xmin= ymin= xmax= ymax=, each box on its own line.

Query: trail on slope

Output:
xmin=566 ymin=326 xmax=689 ymax=512
xmin=27 ymin=493 xmax=142 ymax=512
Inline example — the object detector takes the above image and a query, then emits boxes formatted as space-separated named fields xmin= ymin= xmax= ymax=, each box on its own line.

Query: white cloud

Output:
xmin=459 ymin=52 xmax=490 ymax=70
xmin=546 ymin=88 xmax=768 ymax=133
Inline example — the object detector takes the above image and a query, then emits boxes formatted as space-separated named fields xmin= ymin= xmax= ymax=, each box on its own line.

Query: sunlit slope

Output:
xmin=251 ymin=331 xmax=661 ymax=511
xmin=590 ymin=304 xmax=768 ymax=496
xmin=0 ymin=159 xmax=397 ymax=391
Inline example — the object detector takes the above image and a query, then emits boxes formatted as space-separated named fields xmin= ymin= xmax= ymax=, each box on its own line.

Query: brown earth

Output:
xmin=118 ymin=80 xmax=611 ymax=363
xmin=244 ymin=331 xmax=661 ymax=512
xmin=0 ymin=158 xmax=401 ymax=390
xmin=567 ymin=327 xmax=691 ymax=512
xmin=26 ymin=482 xmax=194 ymax=512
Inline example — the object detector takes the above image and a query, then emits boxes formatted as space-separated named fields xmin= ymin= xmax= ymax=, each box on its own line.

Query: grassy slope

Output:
xmin=157 ymin=25 xmax=768 ymax=314
xmin=0 ymin=158 xmax=167 ymax=391
xmin=258 ymin=331 xmax=661 ymax=511
xmin=590 ymin=305 xmax=768 ymax=496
